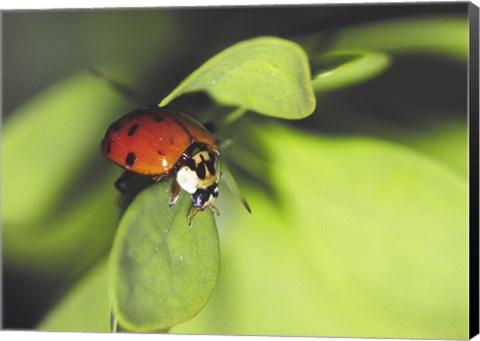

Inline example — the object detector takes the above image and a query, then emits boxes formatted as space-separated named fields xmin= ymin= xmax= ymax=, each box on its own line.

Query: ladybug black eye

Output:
xmin=212 ymin=186 xmax=219 ymax=198
xmin=192 ymin=189 xmax=208 ymax=208
xmin=191 ymin=185 xmax=218 ymax=208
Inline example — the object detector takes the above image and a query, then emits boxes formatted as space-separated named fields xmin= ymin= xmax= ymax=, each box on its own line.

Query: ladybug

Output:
xmin=101 ymin=106 xmax=224 ymax=222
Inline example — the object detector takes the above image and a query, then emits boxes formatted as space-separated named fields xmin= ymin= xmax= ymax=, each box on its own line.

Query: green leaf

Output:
xmin=2 ymin=173 xmax=119 ymax=277
xmin=38 ymin=259 xmax=110 ymax=332
xmin=1 ymin=70 xmax=132 ymax=276
xmin=393 ymin=121 xmax=468 ymax=180
xmin=109 ymin=178 xmax=220 ymax=332
xmin=312 ymin=49 xmax=392 ymax=93
xmin=330 ymin=16 xmax=468 ymax=61
xmin=160 ymin=36 xmax=316 ymax=119
xmin=1 ymin=70 xmax=130 ymax=225
xmin=174 ymin=124 xmax=468 ymax=339
xmin=263 ymin=126 xmax=468 ymax=339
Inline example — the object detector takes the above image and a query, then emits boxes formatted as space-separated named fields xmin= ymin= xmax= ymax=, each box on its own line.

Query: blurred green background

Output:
xmin=2 ymin=3 xmax=470 ymax=339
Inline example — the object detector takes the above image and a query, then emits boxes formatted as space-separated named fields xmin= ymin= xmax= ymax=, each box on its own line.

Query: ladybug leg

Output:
xmin=187 ymin=207 xmax=201 ymax=226
xmin=169 ymin=180 xmax=181 ymax=207
xmin=114 ymin=170 xmax=135 ymax=193
xmin=187 ymin=205 xmax=219 ymax=226
xmin=209 ymin=205 xmax=220 ymax=216
xmin=152 ymin=174 xmax=165 ymax=182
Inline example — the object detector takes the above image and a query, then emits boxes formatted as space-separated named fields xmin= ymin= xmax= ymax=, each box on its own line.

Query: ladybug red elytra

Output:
xmin=101 ymin=106 xmax=223 ymax=222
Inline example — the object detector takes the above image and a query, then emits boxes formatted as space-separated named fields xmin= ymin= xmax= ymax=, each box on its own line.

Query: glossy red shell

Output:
xmin=101 ymin=107 xmax=218 ymax=176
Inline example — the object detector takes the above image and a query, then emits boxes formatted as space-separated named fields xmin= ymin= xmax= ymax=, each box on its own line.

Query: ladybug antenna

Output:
xmin=220 ymin=161 xmax=251 ymax=214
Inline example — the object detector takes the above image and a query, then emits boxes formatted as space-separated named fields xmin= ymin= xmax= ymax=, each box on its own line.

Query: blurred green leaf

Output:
xmin=3 ymin=173 xmax=119 ymax=277
xmin=38 ymin=259 xmax=110 ymax=332
xmin=396 ymin=121 xmax=468 ymax=179
xmin=1 ymin=70 xmax=135 ymax=276
xmin=264 ymin=126 xmax=468 ymax=339
xmin=1 ymin=70 xmax=130 ymax=225
xmin=312 ymin=49 xmax=392 ymax=93
xmin=160 ymin=36 xmax=316 ymax=119
xmin=109 ymin=178 xmax=220 ymax=332
xmin=174 ymin=124 xmax=468 ymax=339
xmin=330 ymin=16 xmax=468 ymax=61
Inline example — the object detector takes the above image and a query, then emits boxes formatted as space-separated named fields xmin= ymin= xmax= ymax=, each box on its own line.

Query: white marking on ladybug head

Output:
xmin=176 ymin=166 xmax=200 ymax=194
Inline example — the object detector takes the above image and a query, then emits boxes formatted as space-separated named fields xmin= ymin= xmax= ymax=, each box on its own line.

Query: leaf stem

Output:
xmin=110 ymin=310 xmax=118 ymax=332
xmin=220 ymin=107 xmax=247 ymax=128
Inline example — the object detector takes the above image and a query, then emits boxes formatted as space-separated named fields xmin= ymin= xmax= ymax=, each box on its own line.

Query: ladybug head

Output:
xmin=176 ymin=150 xmax=220 ymax=196
xmin=176 ymin=149 xmax=221 ymax=224
xmin=192 ymin=185 xmax=219 ymax=210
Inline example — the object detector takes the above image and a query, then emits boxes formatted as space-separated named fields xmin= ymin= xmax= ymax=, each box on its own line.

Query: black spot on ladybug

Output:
xmin=169 ymin=137 xmax=174 ymax=145
xmin=126 ymin=152 xmax=136 ymax=167
xmin=106 ymin=140 xmax=112 ymax=154
xmin=157 ymin=150 xmax=164 ymax=156
xmin=128 ymin=124 xmax=139 ymax=136
xmin=154 ymin=115 xmax=164 ymax=122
